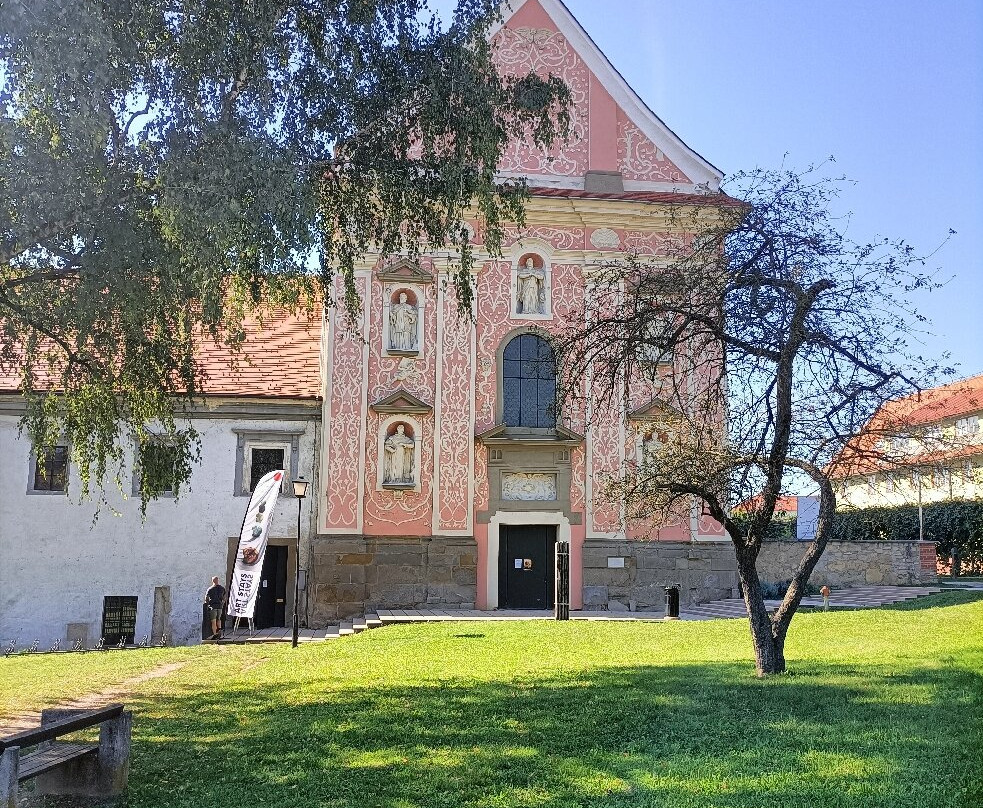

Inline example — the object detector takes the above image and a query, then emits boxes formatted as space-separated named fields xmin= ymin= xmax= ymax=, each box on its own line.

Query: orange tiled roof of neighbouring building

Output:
xmin=830 ymin=373 xmax=983 ymax=478
xmin=0 ymin=310 xmax=323 ymax=400
xmin=194 ymin=311 xmax=322 ymax=399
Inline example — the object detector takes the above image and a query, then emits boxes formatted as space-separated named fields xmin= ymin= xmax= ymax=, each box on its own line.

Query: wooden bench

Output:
xmin=0 ymin=703 xmax=131 ymax=807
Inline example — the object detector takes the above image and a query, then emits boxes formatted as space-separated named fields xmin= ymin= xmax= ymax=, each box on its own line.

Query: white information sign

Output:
xmin=796 ymin=496 xmax=820 ymax=541
xmin=227 ymin=469 xmax=284 ymax=618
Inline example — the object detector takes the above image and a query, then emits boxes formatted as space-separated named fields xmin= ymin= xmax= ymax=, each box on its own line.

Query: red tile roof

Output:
xmin=734 ymin=494 xmax=800 ymax=515
xmin=0 ymin=310 xmax=323 ymax=400
xmin=195 ymin=311 xmax=322 ymax=399
xmin=830 ymin=373 xmax=983 ymax=478
xmin=873 ymin=373 xmax=983 ymax=428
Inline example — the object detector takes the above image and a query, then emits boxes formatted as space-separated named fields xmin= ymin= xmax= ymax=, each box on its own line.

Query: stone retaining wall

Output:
xmin=581 ymin=540 xmax=738 ymax=612
xmin=311 ymin=536 xmax=477 ymax=622
xmin=756 ymin=540 xmax=938 ymax=588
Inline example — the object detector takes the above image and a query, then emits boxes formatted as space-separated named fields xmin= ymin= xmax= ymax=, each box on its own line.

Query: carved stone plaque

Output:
xmin=590 ymin=227 xmax=620 ymax=249
xmin=501 ymin=472 xmax=557 ymax=501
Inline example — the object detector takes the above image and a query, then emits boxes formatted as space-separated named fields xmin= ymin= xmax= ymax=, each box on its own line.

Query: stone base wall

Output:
xmin=582 ymin=540 xmax=738 ymax=612
xmin=311 ymin=536 xmax=477 ymax=622
xmin=756 ymin=540 xmax=939 ymax=588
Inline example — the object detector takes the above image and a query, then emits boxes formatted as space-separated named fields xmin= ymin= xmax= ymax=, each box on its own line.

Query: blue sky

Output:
xmin=564 ymin=0 xmax=983 ymax=378
xmin=458 ymin=0 xmax=982 ymax=377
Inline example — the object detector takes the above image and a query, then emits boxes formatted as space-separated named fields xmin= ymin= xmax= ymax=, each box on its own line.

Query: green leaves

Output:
xmin=0 ymin=0 xmax=571 ymax=505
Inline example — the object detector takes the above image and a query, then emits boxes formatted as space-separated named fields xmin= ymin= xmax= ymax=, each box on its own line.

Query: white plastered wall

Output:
xmin=0 ymin=412 xmax=317 ymax=647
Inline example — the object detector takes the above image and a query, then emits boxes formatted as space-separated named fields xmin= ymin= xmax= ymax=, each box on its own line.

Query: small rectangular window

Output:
xmin=490 ymin=449 xmax=503 ymax=461
xmin=33 ymin=446 xmax=69 ymax=492
xmin=139 ymin=442 xmax=179 ymax=495
xmin=248 ymin=447 xmax=285 ymax=493
xmin=101 ymin=596 xmax=138 ymax=646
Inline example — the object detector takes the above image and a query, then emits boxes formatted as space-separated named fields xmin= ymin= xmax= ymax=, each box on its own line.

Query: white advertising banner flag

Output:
xmin=227 ymin=469 xmax=284 ymax=619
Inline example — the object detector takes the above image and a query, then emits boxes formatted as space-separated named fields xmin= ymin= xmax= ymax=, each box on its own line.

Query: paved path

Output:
xmin=0 ymin=661 xmax=189 ymax=735
xmin=205 ymin=584 xmax=952 ymax=644
xmin=678 ymin=585 xmax=945 ymax=621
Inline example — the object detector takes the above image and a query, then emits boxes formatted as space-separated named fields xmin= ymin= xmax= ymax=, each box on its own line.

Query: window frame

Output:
xmin=27 ymin=444 xmax=70 ymax=495
xmin=500 ymin=332 xmax=558 ymax=429
xmin=131 ymin=440 xmax=182 ymax=499
xmin=232 ymin=429 xmax=304 ymax=497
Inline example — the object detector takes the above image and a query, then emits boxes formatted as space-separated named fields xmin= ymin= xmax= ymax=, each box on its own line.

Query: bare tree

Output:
xmin=556 ymin=166 xmax=950 ymax=676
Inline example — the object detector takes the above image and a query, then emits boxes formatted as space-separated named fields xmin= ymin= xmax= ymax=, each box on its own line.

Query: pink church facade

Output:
xmin=313 ymin=0 xmax=737 ymax=621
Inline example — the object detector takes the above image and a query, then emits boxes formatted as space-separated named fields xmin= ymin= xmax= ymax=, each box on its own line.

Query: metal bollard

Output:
xmin=664 ymin=584 xmax=680 ymax=620
xmin=554 ymin=540 xmax=570 ymax=620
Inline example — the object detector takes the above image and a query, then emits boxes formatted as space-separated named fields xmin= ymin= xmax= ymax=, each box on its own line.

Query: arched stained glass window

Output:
xmin=502 ymin=333 xmax=556 ymax=428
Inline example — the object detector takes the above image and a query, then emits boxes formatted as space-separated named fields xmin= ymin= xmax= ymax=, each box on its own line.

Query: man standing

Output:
xmin=204 ymin=576 xmax=226 ymax=640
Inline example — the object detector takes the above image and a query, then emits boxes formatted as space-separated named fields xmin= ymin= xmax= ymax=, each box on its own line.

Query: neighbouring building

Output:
xmin=832 ymin=373 xmax=983 ymax=509
xmin=0 ymin=316 xmax=322 ymax=646
xmin=1 ymin=0 xmax=743 ymax=647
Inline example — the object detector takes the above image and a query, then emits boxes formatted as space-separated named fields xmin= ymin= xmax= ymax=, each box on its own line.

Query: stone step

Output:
xmin=365 ymin=613 xmax=383 ymax=627
xmin=351 ymin=618 xmax=368 ymax=632
xmin=338 ymin=620 xmax=355 ymax=637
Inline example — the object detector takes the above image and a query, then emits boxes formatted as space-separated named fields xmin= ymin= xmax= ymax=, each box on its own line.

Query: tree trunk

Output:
xmin=736 ymin=549 xmax=785 ymax=675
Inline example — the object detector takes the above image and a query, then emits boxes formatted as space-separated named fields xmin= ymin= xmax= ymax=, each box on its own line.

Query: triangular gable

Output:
xmin=376 ymin=259 xmax=434 ymax=284
xmin=628 ymin=397 xmax=684 ymax=422
xmin=370 ymin=390 xmax=434 ymax=415
xmin=489 ymin=0 xmax=722 ymax=193
xmin=477 ymin=423 xmax=584 ymax=446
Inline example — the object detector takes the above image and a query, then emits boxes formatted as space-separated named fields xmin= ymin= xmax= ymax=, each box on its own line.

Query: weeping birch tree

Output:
xmin=0 ymin=0 xmax=569 ymax=506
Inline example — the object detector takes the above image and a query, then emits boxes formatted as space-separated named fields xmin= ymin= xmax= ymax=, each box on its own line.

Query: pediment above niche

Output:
xmin=377 ymin=259 xmax=434 ymax=284
xmin=370 ymin=389 xmax=433 ymax=415
xmin=629 ymin=397 xmax=684 ymax=423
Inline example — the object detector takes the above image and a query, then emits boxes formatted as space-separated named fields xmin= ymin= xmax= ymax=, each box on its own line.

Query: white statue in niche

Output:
xmin=389 ymin=292 xmax=418 ymax=351
xmin=642 ymin=430 xmax=663 ymax=467
xmin=516 ymin=257 xmax=546 ymax=315
xmin=383 ymin=424 xmax=415 ymax=485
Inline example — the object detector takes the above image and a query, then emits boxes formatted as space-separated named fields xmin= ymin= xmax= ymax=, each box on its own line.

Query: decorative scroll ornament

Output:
xmin=502 ymin=472 xmax=558 ymax=501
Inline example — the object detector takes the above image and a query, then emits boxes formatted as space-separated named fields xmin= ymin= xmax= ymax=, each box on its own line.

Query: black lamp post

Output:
xmin=291 ymin=475 xmax=309 ymax=648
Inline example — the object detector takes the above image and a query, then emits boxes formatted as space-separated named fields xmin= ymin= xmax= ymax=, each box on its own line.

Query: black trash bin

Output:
xmin=664 ymin=584 xmax=680 ymax=620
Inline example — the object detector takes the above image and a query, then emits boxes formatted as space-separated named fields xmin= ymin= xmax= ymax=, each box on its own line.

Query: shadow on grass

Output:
xmin=122 ymin=657 xmax=983 ymax=808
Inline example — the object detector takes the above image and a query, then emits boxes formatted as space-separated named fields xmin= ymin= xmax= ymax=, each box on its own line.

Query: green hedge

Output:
xmin=734 ymin=499 xmax=983 ymax=573
xmin=831 ymin=499 xmax=983 ymax=573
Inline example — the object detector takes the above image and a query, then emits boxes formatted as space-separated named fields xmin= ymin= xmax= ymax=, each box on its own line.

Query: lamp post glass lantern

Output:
xmin=291 ymin=476 xmax=309 ymax=647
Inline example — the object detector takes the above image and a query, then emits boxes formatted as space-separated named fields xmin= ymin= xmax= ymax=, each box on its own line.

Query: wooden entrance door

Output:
xmin=499 ymin=525 xmax=556 ymax=609
xmin=254 ymin=545 xmax=288 ymax=629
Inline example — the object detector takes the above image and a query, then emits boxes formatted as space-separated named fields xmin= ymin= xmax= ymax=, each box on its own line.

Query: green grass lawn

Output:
xmin=2 ymin=592 xmax=981 ymax=808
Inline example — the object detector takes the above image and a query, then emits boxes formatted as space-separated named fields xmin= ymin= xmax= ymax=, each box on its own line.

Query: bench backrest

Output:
xmin=0 ymin=704 xmax=124 ymax=751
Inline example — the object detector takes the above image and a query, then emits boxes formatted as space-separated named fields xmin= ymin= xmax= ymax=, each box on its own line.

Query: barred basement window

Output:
xmin=101 ymin=596 xmax=137 ymax=646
